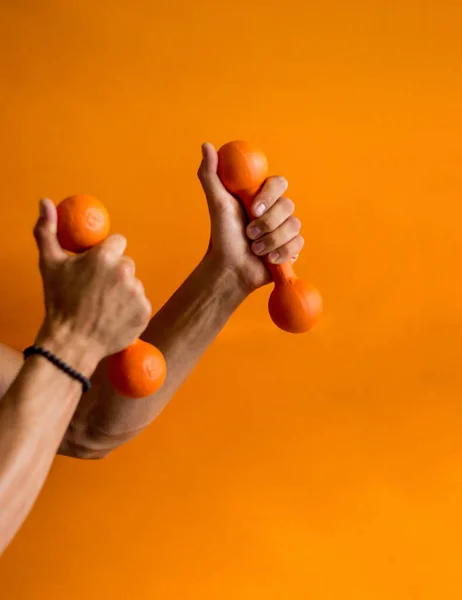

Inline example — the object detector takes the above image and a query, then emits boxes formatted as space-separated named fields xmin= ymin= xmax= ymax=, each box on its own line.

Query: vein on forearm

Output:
xmin=74 ymin=258 xmax=247 ymax=446
xmin=147 ymin=261 xmax=245 ymax=379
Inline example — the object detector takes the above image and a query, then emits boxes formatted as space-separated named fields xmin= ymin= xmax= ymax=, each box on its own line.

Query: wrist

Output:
xmin=35 ymin=320 xmax=102 ymax=378
xmin=197 ymin=255 xmax=250 ymax=307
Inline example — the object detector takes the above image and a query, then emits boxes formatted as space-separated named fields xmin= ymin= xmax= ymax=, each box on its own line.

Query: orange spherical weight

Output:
xmin=268 ymin=279 xmax=323 ymax=334
xmin=107 ymin=339 xmax=167 ymax=399
xmin=217 ymin=141 xmax=268 ymax=200
xmin=217 ymin=140 xmax=322 ymax=334
xmin=57 ymin=194 xmax=110 ymax=253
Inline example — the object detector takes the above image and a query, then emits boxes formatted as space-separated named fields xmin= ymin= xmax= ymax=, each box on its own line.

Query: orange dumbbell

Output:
xmin=217 ymin=141 xmax=322 ymax=333
xmin=56 ymin=194 xmax=167 ymax=398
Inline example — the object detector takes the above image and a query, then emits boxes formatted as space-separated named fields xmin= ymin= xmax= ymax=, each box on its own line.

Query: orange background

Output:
xmin=1 ymin=1 xmax=462 ymax=598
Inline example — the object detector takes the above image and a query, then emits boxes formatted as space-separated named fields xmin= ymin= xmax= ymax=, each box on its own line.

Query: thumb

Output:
xmin=197 ymin=143 xmax=231 ymax=214
xmin=34 ymin=198 xmax=67 ymax=266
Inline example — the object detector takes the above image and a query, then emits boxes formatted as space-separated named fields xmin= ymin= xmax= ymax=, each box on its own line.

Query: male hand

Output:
xmin=33 ymin=199 xmax=151 ymax=373
xmin=198 ymin=143 xmax=304 ymax=294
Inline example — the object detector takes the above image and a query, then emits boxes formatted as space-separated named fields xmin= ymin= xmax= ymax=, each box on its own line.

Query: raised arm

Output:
xmin=62 ymin=143 xmax=304 ymax=458
xmin=0 ymin=199 xmax=151 ymax=554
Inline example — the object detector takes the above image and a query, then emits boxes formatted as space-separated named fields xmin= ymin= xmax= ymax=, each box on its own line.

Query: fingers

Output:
xmin=112 ymin=255 xmax=151 ymax=325
xmin=197 ymin=142 xmax=231 ymax=214
xmin=250 ymin=176 xmax=288 ymax=218
xmin=96 ymin=234 xmax=127 ymax=261
xmin=251 ymin=216 xmax=302 ymax=260
xmin=247 ymin=196 xmax=295 ymax=239
xmin=246 ymin=190 xmax=305 ymax=265
xmin=256 ymin=234 xmax=304 ymax=265
xmin=34 ymin=198 xmax=68 ymax=267
xmin=141 ymin=296 xmax=153 ymax=323
xmin=125 ymin=277 xmax=152 ymax=323
xmin=135 ymin=280 xmax=153 ymax=322
xmin=117 ymin=256 xmax=136 ymax=278
xmin=115 ymin=260 xmax=152 ymax=324
xmin=115 ymin=261 xmax=149 ymax=315
xmin=267 ymin=235 xmax=305 ymax=264
xmin=126 ymin=278 xmax=152 ymax=327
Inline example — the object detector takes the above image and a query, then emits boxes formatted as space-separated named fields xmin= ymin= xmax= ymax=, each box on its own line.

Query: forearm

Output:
xmin=68 ymin=257 xmax=247 ymax=453
xmin=145 ymin=257 xmax=246 ymax=398
xmin=0 ymin=337 xmax=96 ymax=554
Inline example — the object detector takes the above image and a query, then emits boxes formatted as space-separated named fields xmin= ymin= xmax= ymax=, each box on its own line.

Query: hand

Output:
xmin=33 ymin=199 xmax=152 ymax=372
xmin=198 ymin=143 xmax=304 ymax=293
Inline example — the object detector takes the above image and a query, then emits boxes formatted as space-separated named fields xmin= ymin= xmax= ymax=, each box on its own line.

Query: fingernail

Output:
xmin=291 ymin=253 xmax=299 ymax=263
xmin=254 ymin=203 xmax=266 ymax=217
xmin=253 ymin=241 xmax=265 ymax=254
xmin=269 ymin=251 xmax=280 ymax=263
xmin=248 ymin=225 xmax=260 ymax=239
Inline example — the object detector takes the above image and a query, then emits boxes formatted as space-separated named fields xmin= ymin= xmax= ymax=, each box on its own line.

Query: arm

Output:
xmin=0 ymin=337 xmax=97 ymax=554
xmin=60 ymin=257 xmax=246 ymax=458
xmin=0 ymin=198 xmax=151 ymax=552
xmin=63 ymin=143 xmax=304 ymax=458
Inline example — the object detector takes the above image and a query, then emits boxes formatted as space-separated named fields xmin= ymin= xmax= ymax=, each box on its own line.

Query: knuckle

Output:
xmin=142 ymin=300 xmax=152 ymax=321
xmin=273 ymin=175 xmax=288 ymax=191
xmin=33 ymin=223 xmax=43 ymax=241
xmin=281 ymin=197 xmax=295 ymax=213
xmin=288 ymin=215 xmax=301 ymax=232
xmin=128 ymin=278 xmax=145 ymax=301
xmin=104 ymin=234 xmax=127 ymax=257
xmin=263 ymin=231 xmax=277 ymax=248
xmin=117 ymin=257 xmax=135 ymax=278
xmin=128 ymin=280 xmax=140 ymax=295
xmin=113 ymin=234 xmax=127 ymax=246
xmin=95 ymin=247 xmax=112 ymax=264
xmin=135 ymin=299 xmax=151 ymax=327
xmin=292 ymin=236 xmax=305 ymax=254
xmin=116 ymin=264 xmax=129 ymax=279
xmin=259 ymin=213 xmax=278 ymax=232
xmin=106 ymin=233 xmax=126 ymax=246
xmin=197 ymin=163 xmax=207 ymax=182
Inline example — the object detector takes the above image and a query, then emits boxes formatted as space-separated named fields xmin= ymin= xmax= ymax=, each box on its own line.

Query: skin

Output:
xmin=0 ymin=143 xmax=304 ymax=552
xmin=0 ymin=198 xmax=152 ymax=554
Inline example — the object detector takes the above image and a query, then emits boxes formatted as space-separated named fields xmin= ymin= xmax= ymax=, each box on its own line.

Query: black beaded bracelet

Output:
xmin=23 ymin=345 xmax=92 ymax=393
